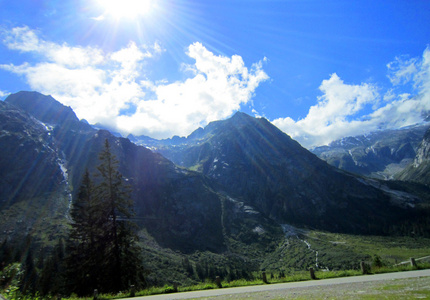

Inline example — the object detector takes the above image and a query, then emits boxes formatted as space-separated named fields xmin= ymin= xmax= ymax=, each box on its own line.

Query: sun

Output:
xmin=98 ymin=0 xmax=155 ymax=19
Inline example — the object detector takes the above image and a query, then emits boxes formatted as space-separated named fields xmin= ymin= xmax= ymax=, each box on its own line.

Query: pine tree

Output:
xmin=66 ymin=139 xmax=144 ymax=295
xmin=95 ymin=139 xmax=141 ymax=292
xmin=65 ymin=169 xmax=101 ymax=295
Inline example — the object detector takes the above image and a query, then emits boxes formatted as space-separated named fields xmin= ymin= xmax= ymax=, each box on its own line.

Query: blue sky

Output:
xmin=0 ymin=0 xmax=429 ymax=148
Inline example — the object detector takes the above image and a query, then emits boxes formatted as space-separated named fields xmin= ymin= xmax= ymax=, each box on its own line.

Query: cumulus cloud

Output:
xmin=117 ymin=42 xmax=268 ymax=137
xmin=1 ymin=26 xmax=268 ymax=138
xmin=273 ymin=47 xmax=430 ymax=148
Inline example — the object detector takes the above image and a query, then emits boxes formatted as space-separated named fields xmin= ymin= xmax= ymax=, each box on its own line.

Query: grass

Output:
xmin=263 ymin=230 xmax=430 ymax=272
xmin=3 ymin=230 xmax=430 ymax=299
xmin=2 ymin=263 xmax=429 ymax=299
xmin=62 ymin=263 xmax=430 ymax=300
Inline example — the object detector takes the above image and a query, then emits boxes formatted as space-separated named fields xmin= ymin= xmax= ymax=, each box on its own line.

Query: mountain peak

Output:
xmin=229 ymin=111 xmax=258 ymax=124
xmin=232 ymin=111 xmax=251 ymax=118
xmin=5 ymin=91 xmax=79 ymax=126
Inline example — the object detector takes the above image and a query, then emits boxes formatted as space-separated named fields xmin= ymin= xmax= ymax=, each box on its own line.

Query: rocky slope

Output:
xmin=311 ymin=125 xmax=429 ymax=180
xmin=0 ymin=99 xmax=71 ymax=246
xmin=396 ymin=127 xmax=430 ymax=185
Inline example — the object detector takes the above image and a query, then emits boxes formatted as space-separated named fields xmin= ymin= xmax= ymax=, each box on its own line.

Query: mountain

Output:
xmin=0 ymin=92 xmax=430 ymax=285
xmin=311 ymin=124 xmax=430 ymax=179
xmin=396 ymin=127 xmax=430 ymax=185
xmin=135 ymin=112 xmax=430 ymax=235
xmin=1 ymin=91 xmax=430 ymax=288
xmin=0 ymin=99 xmax=71 ymax=246
xmin=0 ymin=92 xmax=283 ymax=256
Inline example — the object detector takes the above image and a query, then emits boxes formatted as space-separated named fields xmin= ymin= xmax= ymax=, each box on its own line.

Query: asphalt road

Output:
xmin=123 ymin=269 xmax=430 ymax=300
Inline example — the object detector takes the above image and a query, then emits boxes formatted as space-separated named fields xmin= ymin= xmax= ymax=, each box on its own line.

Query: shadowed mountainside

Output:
xmin=135 ymin=112 xmax=430 ymax=235
xmin=1 ymin=91 xmax=284 ymax=254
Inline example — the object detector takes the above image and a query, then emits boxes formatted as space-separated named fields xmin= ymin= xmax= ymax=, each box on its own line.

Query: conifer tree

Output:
xmin=39 ymin=239 xmax=66 ymax=296
xmin=95 ymin=139 xmax=138 ymax=292
xmin=65 ymin=169 xmax=101 ymax=295
xmin=66 ymin=139 xmax=144 ymax=295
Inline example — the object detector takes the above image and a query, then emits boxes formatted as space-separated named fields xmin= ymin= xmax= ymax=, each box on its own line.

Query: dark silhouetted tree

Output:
xmin=66 ymin=140 xmax=144 ymax=295
xmin=65 ymin=169 xmax=101 ymax=295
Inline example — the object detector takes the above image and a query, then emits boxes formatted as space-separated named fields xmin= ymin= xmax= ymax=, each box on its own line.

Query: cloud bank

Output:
xmin=273 ymin=47 xmax=430 ymax=148
xmin=1 ymin=26 xmax=429 ymax=148
xmin=1 ymin=26 xmax=268 ymax=138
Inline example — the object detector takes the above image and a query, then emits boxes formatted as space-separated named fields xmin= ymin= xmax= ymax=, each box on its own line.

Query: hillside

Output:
xmin=1 ymin=91 xmax=285 ymax=257
xmin=134 ymin=111 xmax=430 ymax=235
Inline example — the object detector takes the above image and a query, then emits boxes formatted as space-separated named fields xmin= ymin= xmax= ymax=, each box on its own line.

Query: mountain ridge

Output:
xmin=1 ymin=91 xmax=430 ymax=257
xmin=311 ymin=124 xmax=430 ymax=180
xmin=131 ymin=106 xmax=430 ymax=234
xmin=1 ymin=92 xmax=285 ymax=256
xmin=1 ymin=91 xmax=430 ymax=290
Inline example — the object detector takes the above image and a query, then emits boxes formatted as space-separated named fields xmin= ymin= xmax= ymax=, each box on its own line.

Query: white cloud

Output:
xmin=0 ymin=89 xmax=9 ymax=99
xmin=273 ymin=47 xmax=430 ymax=148
xmin=387 ymin=56 xmax=418 ymax=86
xmin=3 ymin=26 xmax=105 ymax=68
xmin=0 ymin=27 xmax=268 ymax=138
xmin=116 ymin=42 xmax=269 ymax=137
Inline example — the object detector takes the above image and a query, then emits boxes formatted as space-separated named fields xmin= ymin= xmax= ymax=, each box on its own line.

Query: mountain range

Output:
xmin=310 ymin=124 xmax=430 ymax=181
xmin=1 ymin=91 xmax=430 ymax=279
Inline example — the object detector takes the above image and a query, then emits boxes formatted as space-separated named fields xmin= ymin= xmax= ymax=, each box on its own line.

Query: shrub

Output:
xmin=372 ymin=255 xmax=384 ymax=268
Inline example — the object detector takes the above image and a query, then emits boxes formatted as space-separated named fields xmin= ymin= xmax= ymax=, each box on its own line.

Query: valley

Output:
xmin=0 ymin=91 xmax=430 ymax=297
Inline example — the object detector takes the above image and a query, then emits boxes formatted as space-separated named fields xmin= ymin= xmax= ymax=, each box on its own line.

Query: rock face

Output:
xmin=414 ymin=129 xmax=430 ymax=166
xmin=396 ymin=128 xmax=430 ymax=185
xmin=311 ymin=125 xmax=429 ymax=179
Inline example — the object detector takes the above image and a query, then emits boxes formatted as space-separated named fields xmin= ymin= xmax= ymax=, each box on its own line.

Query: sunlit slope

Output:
xmin=396 ymin=127 xmax=430 ymax=186
xmin=311 ymin=124 xmax=430 ymax=179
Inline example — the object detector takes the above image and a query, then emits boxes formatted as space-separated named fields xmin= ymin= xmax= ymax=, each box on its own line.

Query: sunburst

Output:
xmin=97 ymin=0 xmax=155 ymax=19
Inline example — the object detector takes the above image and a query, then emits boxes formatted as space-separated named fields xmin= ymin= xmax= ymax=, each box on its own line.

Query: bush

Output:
xmin=163 ymin=285 xmax=177 ymax=293
xmin=372 ymin=255 xmax=384 ymax=268
xmin=0 ymin=263 xmax=22 ymax=289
